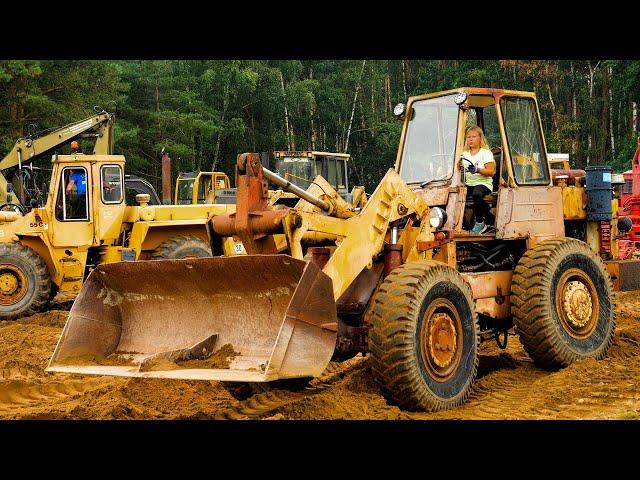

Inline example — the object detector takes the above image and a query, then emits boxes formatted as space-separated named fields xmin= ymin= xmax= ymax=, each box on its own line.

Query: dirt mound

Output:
xmin=62 ymin=378 xmax=238 ymax=420
xmin=272 ymin=358 xmax=409 ymax=420
xmin=0 ymin=320 xmax=63 ymax=374
xmin=0 ymin=309 xmax=240 ymax=419
xmin=0 ymin=292 xmax=638 ymax=419
xmin=14 ymin=310 xmax=69 ymax=328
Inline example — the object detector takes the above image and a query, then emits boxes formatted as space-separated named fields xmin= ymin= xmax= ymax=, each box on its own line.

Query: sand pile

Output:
xmin=0 ymin=294 xmax=638 ymax=420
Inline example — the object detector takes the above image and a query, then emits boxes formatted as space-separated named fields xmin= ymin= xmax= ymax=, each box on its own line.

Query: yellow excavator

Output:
xmin=49 ymin=88 xmax=639 ymax=412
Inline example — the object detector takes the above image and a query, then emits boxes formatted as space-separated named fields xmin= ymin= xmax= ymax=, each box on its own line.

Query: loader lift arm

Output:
xmin=0 ymin=109 xmax=114 ymax=206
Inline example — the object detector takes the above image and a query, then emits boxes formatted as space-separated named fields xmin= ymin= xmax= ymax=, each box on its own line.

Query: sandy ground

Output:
xmin=0 ymin=290 xmax=638 ymax=420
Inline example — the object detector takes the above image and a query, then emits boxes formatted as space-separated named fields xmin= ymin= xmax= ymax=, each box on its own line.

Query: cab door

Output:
xmin=49 ymin=164 xmax=94 ymax=247
xmin=95 ymin=163 xmax=126 ymax=244
xmin=494 ymin=95 xmax=564 ymax=243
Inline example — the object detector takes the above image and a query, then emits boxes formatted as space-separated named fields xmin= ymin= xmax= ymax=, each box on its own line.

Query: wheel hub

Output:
xmin=562 ymin=280 xmax=593 ymax=328
xmin=428 ymin=312 xmax=458 ymax=368
xmin=0 ymin=272 xmax=19 ymax=295
xmin=0 ymin=264 xmax=28 ymax=305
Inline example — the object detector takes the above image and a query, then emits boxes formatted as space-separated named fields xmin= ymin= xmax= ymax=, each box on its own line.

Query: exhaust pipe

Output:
xmin=162 ymin=149 xmax=171 ymax=205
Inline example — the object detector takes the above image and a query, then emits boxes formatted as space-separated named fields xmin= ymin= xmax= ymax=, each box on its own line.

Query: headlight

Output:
xmin=393 ymin=103 xmax=406 ymax=118
xmin=454 ymin=92 xmax=468 ymax=105
xmin=429 ymin=207 xmax=447 ymax=229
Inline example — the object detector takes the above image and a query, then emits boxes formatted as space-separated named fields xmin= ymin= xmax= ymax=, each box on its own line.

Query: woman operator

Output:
xmin=461 ymin=126 xmax=495 ymax=234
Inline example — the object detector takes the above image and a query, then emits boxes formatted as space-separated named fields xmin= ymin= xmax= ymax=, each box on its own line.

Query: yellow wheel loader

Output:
xmin=174 ymin=171 xmax=232 ymax=205
xmin=0 ymin=152 xmax=243 ymax=320
xmin=174 ymin=152 xmax=366 ymax=210
xmin=48 ymin=88 xmax=640 ymax=412
xmin=269 ymin=150 xmax=365 ymax=208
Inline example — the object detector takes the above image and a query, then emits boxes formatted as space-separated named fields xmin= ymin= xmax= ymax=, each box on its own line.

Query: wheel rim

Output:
xmin=0 ymin=264 xmax=29 ymax=305
xmin=419 ymin=298 xmax=463 ymax=382
xmin=555 ymin=268 xmax=599 ymax=339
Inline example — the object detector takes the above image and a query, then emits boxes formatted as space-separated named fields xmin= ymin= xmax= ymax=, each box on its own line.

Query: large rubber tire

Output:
xmin=367 ymin=260 xmax=480 ymax=412
xmin=151 ymin=235 xmax=212 ymax=260
xmin=511 ymin=237 xmax=615 ymax=369
xmin=0 ymin=243 xmax=52 ymax=320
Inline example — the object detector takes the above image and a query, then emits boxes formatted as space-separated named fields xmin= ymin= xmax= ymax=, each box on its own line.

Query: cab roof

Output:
xmin=52 ymin=154 xmax=126 ymax=164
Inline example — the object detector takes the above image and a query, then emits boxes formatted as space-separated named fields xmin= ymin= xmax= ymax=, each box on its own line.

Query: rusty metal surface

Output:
xmin=413 ymin=186 xmax=450 ymax=207
xmin=461 ymin=270 xmax=512 ymax=300
xmin=475 ymin=297 xmax=511 ymax=319
xmin=561 ymin=186 xmax=587 ymax=220
xmin=212 ymin=209 xmax=288 ymax=237
xmin=383 ymin=244 xmax=403 ymax=277
xmin=495 ymin=186 xmax=564 ymax=243
xmin=309 ymin=247 xmax=331 ymax=270
xmin=554 ymin=268 xmax=599 ymax=340
xmin=161 ymin=151 xmax=171 ymax=205
xmin=47 ymin=255 xmax=337 ymax=382
xmin=211 ymin=153 xmax=287 ymax=255
xmin=336 ymin=262 xmax=384 ymax=314
xmin=605 ymin=259 xmax=640 ymax=291
xmin=551 ymin=169 xmax=586 ymax=186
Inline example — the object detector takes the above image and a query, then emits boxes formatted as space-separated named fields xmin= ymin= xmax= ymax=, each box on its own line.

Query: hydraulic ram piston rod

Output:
xmin=262 ymin=167 xmax=331 ymax=212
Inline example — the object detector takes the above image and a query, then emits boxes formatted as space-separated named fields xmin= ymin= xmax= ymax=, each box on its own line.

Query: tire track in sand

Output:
xmin=0 ymin=377 xmax=116 ymax=412
xmin=416 ymin=324 xmax=640 ymax=420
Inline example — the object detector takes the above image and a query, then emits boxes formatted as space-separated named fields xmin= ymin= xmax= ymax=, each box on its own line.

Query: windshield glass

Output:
xmin=275 ymin=157 xmax=313 ymax=189
xmin=399 ymin=94 xmax=459 ymax=184
xmin=500 ymin=96 xmax=550 ymax=185
xmin=177 ymin=178 xmax=195 ymax=204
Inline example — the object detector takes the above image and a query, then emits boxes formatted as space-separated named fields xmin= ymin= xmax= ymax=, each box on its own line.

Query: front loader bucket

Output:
xmin=47 ymin=255 xmax=337 ymax=383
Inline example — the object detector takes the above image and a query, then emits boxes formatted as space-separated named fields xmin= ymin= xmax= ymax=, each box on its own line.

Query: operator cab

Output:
xmin=394 ymin=88 xmax=552 ymax=237
xmin=175 ymin=171 xmax=230 ymax=205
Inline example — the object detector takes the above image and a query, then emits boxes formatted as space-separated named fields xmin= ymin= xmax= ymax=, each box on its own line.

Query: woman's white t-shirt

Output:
xmin=462 ymin=148 xmax=495 ymax=190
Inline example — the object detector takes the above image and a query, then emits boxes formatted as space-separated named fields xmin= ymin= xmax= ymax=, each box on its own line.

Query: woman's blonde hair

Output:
xmin=464 ymin=126 xmax=490 ymax=151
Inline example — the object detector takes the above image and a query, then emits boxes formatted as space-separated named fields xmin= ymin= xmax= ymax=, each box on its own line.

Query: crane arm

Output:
xmin=0 ymin=110 xmax=114 ymax=205
xmin=0 ymin=111 xmax=114 ymax=171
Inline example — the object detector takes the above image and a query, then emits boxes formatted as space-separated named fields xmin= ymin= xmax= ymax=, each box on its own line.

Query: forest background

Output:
xmin=1 ymin=60 xmax=638 ymax=192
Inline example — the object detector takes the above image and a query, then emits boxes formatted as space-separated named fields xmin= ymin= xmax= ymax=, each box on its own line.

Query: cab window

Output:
xmin=482 ymin=105 xmax=502 ymax=149
xmin=101 ymin=165 xmax=123 ymax=204
xmin=56 ymin=167 xmax=89 ymax=221
xmin=197 ymin=175 xmax=212 ymax=203
xmin=500 ymin=97 xmax=550 ymax=186
xmin=327 ymin=157 xmax=337 ymax=187
xmin=177 ymin=178 xmax=195 ymax=205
